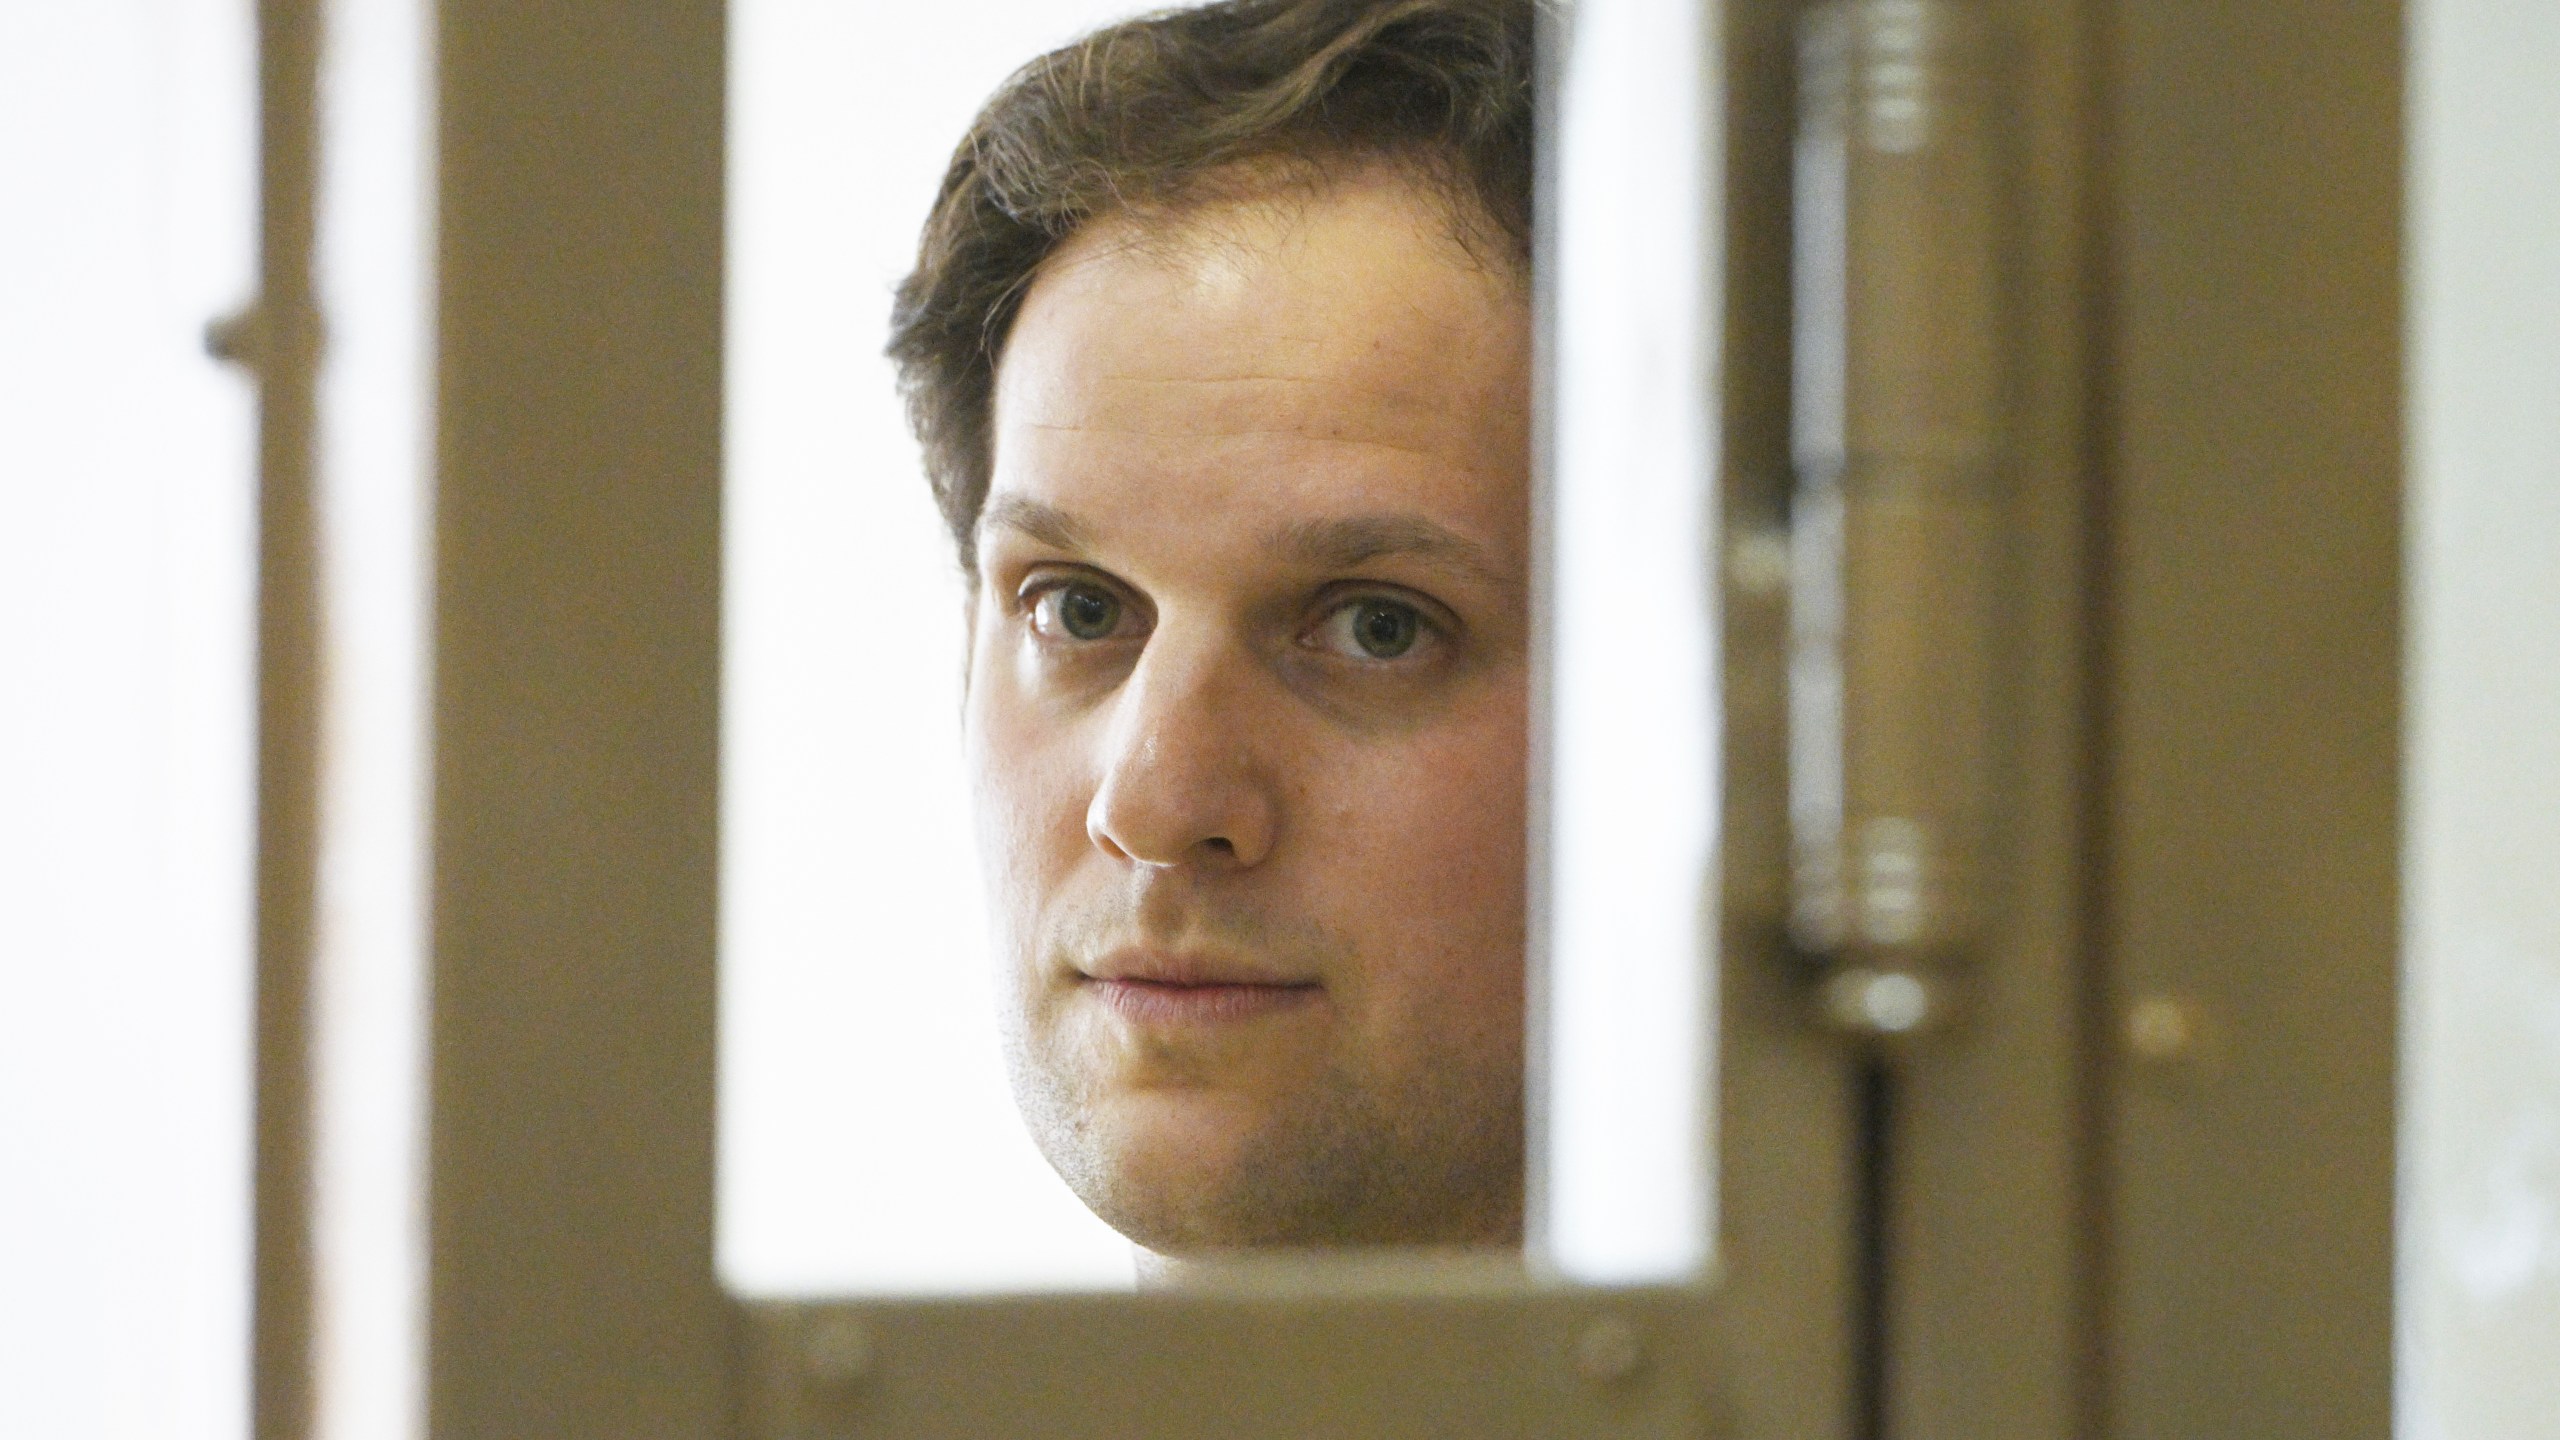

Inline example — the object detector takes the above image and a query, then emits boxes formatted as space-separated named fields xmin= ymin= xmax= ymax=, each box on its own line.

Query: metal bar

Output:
xmin=2068 ymin=0 xmax=2126 ymax=1429
xmin=1705 ymin=0 xmax=1864 ymax=1434
xmin=250 ymin=0 xmax=325 ymax=1435
xmin=1862 ymin=1 xmax=2111 ymax=1436
xmin=742 ymin=1284 xmax=1713 ymax=1440
xmin=425 ymin=2 xmax=730 ymax=1435
xmin=2099 ymin=0 xmax=2403 ymax=1432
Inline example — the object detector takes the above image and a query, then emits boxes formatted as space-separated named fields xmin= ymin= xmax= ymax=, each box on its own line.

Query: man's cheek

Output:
xmin=971 ymin=704 xmax=1095 ymax=894
xmin=1330 ymin=735 xmax=1526 ymax=996
xmin=1331 ymin=728 xmax=1525 ymax=895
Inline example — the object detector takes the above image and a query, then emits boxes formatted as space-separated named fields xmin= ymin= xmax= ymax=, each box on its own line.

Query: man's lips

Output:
xmin=1076 ymin=950 xmax=1323 ymax=1025
xmin=1079 ymin=947 xmax=1311 ymax=986
xmin=1085 ymin=977 xmax=1324 ymax=1025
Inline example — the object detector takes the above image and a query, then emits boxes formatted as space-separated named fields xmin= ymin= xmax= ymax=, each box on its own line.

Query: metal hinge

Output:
xmin=1786 ymin=0 xmax=2012 ymax=1042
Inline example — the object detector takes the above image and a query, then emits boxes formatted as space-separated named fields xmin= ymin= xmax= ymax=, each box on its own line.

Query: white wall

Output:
xmin=0 ymin=3 xmax=258 ymax=1436
xmin=2399 ymin=0 xmax=2560 ymax=1433
xmin=719 ymin=0 xmax=1152 ymax=1295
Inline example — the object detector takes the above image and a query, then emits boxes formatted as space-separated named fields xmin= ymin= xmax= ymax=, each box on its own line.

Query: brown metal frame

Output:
xmin=243 ymin=0 xmax=2408 ymax=1433
xmin=743 ymin=1281 xmax=1715 ymax=1439
xmin=250 ymin=2 xmax=324 ymax=1437
xmin=424 ymin=2 xmax=732 ymax=1434
xmin=1714 ymin=2 xmax=2406 ymax=1437
xmin=1709 ymin=3 xmax=2111 ymax=1436
xmin=1869 ymin=0 xmax=2110 ymax=1434
xmin=2095 ymin=0 xmax=2403 ymax=1432
xmin=409 ymin=3 xmax=1737 ymax=1436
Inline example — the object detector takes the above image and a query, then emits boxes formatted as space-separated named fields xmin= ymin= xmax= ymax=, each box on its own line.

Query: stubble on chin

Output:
xmin=995 ymin=887 xmax=1524 ymax=1255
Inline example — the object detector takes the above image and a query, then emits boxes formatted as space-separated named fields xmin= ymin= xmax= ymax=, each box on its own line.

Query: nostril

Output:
xmin=1201 ymin=836 xmax=1237 ymax=858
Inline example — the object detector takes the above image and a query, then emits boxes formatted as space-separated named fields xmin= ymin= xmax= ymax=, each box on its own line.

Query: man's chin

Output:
xmin=1048 ymin=1085 xmax=1333 ymax=1253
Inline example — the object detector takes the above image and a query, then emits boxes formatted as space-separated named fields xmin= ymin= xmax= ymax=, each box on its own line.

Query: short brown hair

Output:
xmin=887 ymin=0 xmax=1537 ymax=571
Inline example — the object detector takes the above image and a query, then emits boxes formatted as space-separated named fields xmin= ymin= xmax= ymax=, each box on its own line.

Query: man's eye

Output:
xmin=1033 ymin=582 xmax=1125 ymax=641
xmin=1313 ymin=597 xmax=1425 ymax=660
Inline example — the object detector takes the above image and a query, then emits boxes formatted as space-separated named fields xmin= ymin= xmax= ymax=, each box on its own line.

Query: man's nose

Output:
xmin=1085 ymin=636 xmax=1277 ymax=870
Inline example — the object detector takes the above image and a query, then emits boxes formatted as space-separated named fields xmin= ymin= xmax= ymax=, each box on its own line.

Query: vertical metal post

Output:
xmin=426 ymin=3 xmax=730 ymax=1435
xmin=2101 ymin=0 xmax=2402 ymax=1432
xmin=250 ymin=1 xmax=325 ymax=1437
xmin=1759 ymin=3 xmax=2114 ymax=1437
xmin=1707 ymin=0 xmax=1864 ymax=1433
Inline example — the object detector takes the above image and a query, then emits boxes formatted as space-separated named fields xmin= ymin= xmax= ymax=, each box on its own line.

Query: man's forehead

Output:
xmin=994 ymin=312 xmax=1506 ymax=460
xmin=982 ymin=171 xmax=1532 ymax=577
xmin=993 ymin=174 xmax=1527 ymax=434
xmin=1027 ymin=161 xmax=1519 ymax=324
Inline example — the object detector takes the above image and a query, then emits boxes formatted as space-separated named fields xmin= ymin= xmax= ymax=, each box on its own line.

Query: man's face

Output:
xmin=965 ymin=167 xmax=1530 ymax=1258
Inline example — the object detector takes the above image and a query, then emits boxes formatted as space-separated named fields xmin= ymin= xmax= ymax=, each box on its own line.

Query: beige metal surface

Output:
xmin=1874 ymin=0 xmax=2109 ymax=1435
xmin=1719 ymin=5 xmax=2103 ymax=1437
xmin=746 ymin=1283 xmax=1713 ymax=1440
xmin=425 ymin=2 xmax=731 ymax=1436
xmin=1712 ymin=3 xmax=1862 ymax=1436
xmin=2099 ymin=0 xmax=2403 ymax=1434
xmin=1743 ymin=1 xmax=2406 ymax=1434
xmin=393 ymin=2 xmax=2411 ymax=1435
xmin=250 ymin=2 xmax=323 ymax=1437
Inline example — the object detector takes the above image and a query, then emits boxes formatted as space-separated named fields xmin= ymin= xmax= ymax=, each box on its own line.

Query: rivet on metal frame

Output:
xmin=1573 ymin=1314 xmax=1648 ymax=1386
xmin=1819 ymin=965 xmax=1936 ymax=1037
xmin=799 ymin=1311 xmax=873 ymax=1389
xmin=2123 ymin=993 xmax=2204 ymax=1066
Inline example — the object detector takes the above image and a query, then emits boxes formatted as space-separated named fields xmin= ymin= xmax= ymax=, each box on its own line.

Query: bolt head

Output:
xmin=1574 ymin=1315 xmax=1646 ymax=1385
xmin=1727 ymin=527 xmax=1794 ymax=598
xmin=1821 ymin=966 xmax=1934 ymax=1035
xmin=2124 ymin=994 xmax=2199 ymax=1063
xmin=801 ymin=1312 xmax=872 ymax=1387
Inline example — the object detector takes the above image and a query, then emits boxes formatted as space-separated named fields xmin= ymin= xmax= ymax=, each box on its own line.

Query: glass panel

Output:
xmin=0 ymin=2 xmax=258 ymax=1434
xmin=2400 ymin=0 xmax=2560 ymax=1429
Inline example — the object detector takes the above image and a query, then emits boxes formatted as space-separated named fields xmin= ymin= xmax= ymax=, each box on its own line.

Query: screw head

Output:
xmin=2124 ymin=994 xmax=2199 ymax=1064
xmin=1820 ymin=966 xmax=1934 ymax=1036
xmin=1574 ymin=1315 xmax=1646 ymax=1385
xmin=801 ymin=1312 xmax=872 ymax=1387
xmin=1727 ymin=527 xmax=1794 ymax=598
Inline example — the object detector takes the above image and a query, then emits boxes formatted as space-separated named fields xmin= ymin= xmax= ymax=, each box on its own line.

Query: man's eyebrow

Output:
xmin=1278 ymin=514 xmax=1515 ymax=588
xmin=978 ymin=498 xmax=1517 ymax=589
xmin=977 ymin=494 xmax=1090 ymax=552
